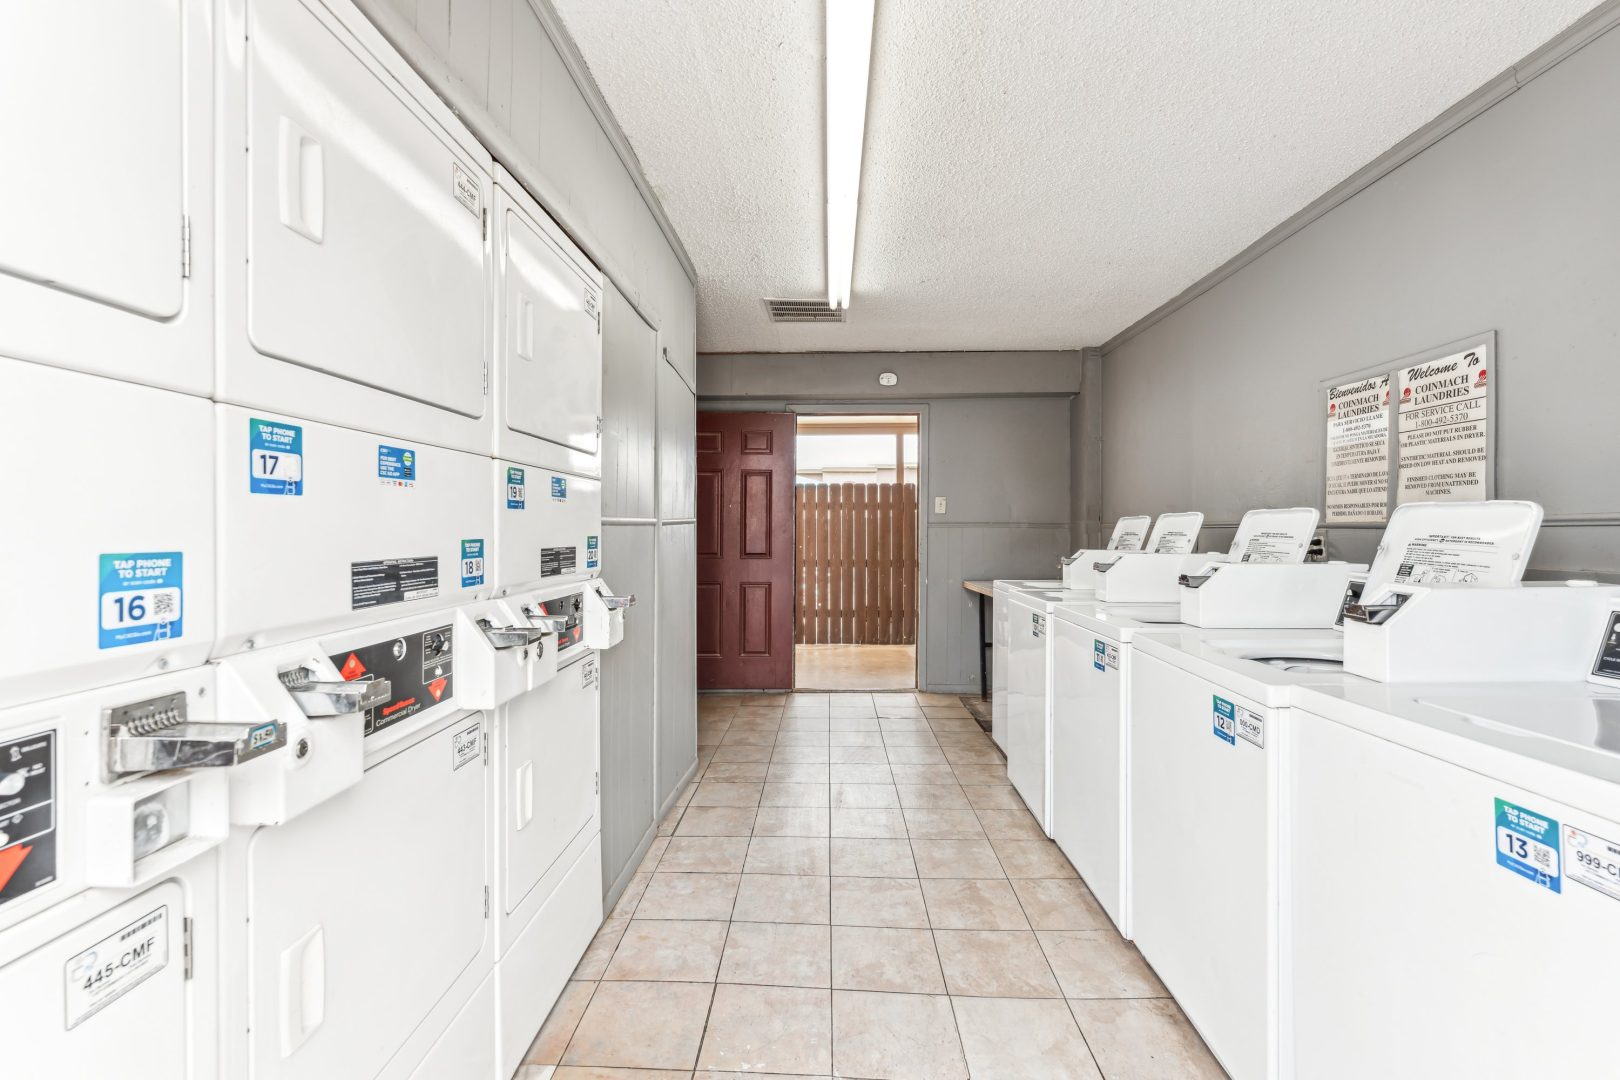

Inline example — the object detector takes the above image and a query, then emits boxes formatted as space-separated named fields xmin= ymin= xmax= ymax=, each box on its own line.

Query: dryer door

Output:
xmin=248 ymin=718 xmax=487 ymax=1079
xmin=500 ymin=198 xmax=603 ymax=474
xmin=230 ymin=0 xmax=490 ymax=448
xmin=502 ymin=657 xmax=600 ymax=915
xmin=0 ymin=881 xmax=193 ymax=1077
xmin=0 ymin=0 xmax=207 ymax=393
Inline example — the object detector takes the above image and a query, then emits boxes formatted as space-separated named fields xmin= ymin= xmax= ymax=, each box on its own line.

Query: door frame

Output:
xmin=786 ymin=401 xmax=930 ymax=691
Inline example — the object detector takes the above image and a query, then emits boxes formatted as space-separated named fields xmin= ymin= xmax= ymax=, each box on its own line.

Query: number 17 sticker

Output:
xmin=249 ymin=418 xmax=304 ymax=496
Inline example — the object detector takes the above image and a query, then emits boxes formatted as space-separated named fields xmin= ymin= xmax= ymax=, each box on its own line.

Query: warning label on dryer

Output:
xmin=351 ymin=557 xmax=439 ymax=610
xmin=542 ymin=547 xmax=578 ymax=579
xmin=0 ymin=731 xmax=56 ymax=908
xmin=332 ymin=624 xmax=454 ymax=737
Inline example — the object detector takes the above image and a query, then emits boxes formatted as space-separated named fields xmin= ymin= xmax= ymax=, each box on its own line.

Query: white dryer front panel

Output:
xmin=247 ymin=715 xmax=489 ymax=1080
xmin=215 ymin=405 xmax=493 ymax=656
xmin=0 ymin=0 xmax=211 ymax=394
xmin=219 ymin=0 xmax=493 ymax=452
xmin=2 ymin=361 xmax=214 ymax=709
xmin=492 ymin=461 xmax=602 ymax=594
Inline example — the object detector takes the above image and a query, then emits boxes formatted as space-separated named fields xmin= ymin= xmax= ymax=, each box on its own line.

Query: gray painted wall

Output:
xmin=1100 ymin=23 xmax=1620 ymax=576
xmin=598 ymin=523 xmax=656 ymax=895
xmin=701 ymin=356 xmax=1076 ymax=694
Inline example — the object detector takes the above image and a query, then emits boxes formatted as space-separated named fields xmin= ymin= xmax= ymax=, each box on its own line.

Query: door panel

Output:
xmin=598 ymin=525 xmax=656 ymax=894
xmin=696 ymin=413 xmax=795 ymax=689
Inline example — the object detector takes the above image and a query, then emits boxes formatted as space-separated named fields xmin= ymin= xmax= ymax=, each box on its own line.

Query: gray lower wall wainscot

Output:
xmin=598 ymin=524 xmax=658 ymax=901
xmin=1097 ymin=20 xmax=1620 ymax=577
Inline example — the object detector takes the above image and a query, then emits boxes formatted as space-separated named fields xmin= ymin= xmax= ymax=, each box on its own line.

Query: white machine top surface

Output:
xmin=1144 ymin=511 xmax=1204 ymax=554
xmin=993 ymin=578 xmax=1062 ymax=595
xmin=1133 ymin=627 xmax=1357 ymax=706
xmin=1007 ymin=587 xmax=1100 ymax=612
xmin=1052 ymin=601 xmax=1184 ymax=639
xmin=1363 ymin=499 xmax=1543 ymax=593
xmin=1293 ymin=679 xmax=1620 ymax=820
xmin=1227 ymin=506 xmax=1319 ymax=564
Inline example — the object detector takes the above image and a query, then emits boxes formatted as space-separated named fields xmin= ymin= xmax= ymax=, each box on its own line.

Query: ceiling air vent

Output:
xmin=765 ymin=298 xmax=844 ymax=323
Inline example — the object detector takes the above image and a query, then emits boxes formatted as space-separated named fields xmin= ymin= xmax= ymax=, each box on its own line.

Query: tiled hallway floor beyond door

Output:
xmin=519 ymin=691 xmax=1227 ymax=1080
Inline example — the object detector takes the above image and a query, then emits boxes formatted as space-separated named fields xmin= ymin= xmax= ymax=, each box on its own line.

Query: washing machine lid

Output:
xmin=994 ymin=579 xmax=1063 ymax=596
xmin=1227 ymin=507 xmax=1319 ymax=565
xmin=1052 ymin=601 xmax=1183 ymax=639
xmin=1363 ymin=500 xmax=1543 ymax=594
xmin=1294 ymin=680 xmax=1620 ymax=822
xmin=1144 ymin=512 xmax=1203 ymax=554
xmin=1010 ymin=588 xmax=1098 ymax=612
xmin=1105 ymin=515 xmax=1153 ymax=551
xmin=1133 ymin=627 xmax=1355 ymax=706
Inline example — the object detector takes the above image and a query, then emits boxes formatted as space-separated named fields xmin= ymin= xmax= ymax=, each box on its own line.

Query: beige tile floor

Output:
xmin=518 ymin=691 xmax=1227 ymax=1080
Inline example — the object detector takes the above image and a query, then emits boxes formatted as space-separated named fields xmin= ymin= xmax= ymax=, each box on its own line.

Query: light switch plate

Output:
xmin=934 ymin=496 xmax=948 ymax=514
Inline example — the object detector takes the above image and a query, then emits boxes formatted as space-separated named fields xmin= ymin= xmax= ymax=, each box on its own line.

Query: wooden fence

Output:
xmin=795 ymin=483 xmax=919 ymax=645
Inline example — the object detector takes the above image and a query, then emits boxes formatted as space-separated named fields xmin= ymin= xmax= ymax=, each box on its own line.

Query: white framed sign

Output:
xmin=1318 ymin=331 xmax=1496 ymax=524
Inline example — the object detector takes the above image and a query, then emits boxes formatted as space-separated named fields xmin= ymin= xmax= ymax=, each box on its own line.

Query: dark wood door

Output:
xmin=697 ymin=412 xmax=796 ymax=689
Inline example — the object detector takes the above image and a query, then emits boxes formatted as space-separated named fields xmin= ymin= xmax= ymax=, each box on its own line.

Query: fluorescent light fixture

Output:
xmin=825 ymin=0 xmax=875 ymax=311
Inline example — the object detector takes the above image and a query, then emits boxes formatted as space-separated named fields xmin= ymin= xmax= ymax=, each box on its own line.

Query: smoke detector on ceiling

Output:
xmin=877 ymin=372 xmax=898 ymax=386
xmin=765 ymin=298 xmax=844 ymax=323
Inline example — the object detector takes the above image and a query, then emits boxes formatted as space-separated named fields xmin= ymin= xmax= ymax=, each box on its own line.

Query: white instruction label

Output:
xmin=582 ymin=655 xmax=599 ymax=689
xmin=1031 ymin=613 xmax=1046 ymax=640
xmin=1234 ymin=704 xmax=1265 ymax=748
xmin=451 ymin=722 xmax=482 ymax=771
xmin=452 ymin=163 xmax=482 ymax=218
xmin=1392 ymin=533 xmax=1518 ymax=585
xmin=65 ymin=906 xmax=169 ymax=1029
xmin=1564 ymin=824 xmax=1620 ymax=903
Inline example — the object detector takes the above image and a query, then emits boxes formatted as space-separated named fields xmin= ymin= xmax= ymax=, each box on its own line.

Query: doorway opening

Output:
xmin=793 ymin=414 xmax=920 ymax=690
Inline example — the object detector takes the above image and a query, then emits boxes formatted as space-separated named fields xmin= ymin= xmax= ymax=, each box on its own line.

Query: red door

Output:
xmin=697 ymin=412 xmax=796 ymax=689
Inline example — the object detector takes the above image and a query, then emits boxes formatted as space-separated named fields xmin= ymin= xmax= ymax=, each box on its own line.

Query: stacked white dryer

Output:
xmin=208 ymin=0 xmax=504 ymax=1075
xmin=482 ymin=166 xmax=634 ymax=1079
xmin=0 ymin=2 xmax=262 ymax=1074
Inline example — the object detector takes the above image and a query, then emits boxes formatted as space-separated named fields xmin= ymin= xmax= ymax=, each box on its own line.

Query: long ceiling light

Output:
xmin=825 ymin=0 xmax=875 ymax=311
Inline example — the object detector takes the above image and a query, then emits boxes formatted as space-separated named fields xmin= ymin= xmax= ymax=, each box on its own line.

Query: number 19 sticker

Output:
xmin=98 ymin=553 xmax=184 ymax=650
xmin=249 ymin=418 xmax=303 ymax=496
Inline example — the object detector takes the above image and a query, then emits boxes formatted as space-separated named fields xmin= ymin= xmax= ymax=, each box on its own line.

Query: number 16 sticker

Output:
xmin=98 ymin=552 xmax=184 ymax=650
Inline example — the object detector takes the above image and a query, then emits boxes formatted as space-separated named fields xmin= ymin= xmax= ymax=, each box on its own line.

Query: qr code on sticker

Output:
xmin=153 ymin=593 xmax=177 ymax=621
xmin=1533 ymin=844 xmax=1552 ymax=869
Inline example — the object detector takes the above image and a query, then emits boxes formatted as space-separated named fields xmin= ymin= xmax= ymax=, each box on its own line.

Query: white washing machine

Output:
xmin=0 ymin=667 xmax=287 ymax=1078
xmin=0 ymin=0 xmax=213 ymax=396
xmin=1006 ymin=587 xmax=1116 ymax=830
xmin=492 ymin=166 xmax=606 ymax=480
xmin=1287 ymin=601 xmax=1620 ymax=1079
xmin=215 ymin=0 xmax=494 ymax=454
xmin=1 ymin=360 xmax=215 ymax=711
xmin=991 ymin=579 xmax=1060 ymax=752
xmin=1128 ymin=500 xmax=1548 ymax=1080
xmin=217 ymin=608 xmax=496 ymax=1080
xmin=1006 ymin=512 xmax=1211 ymax=829
xmin=1049 ymin=601 xmax=1185 ymax=935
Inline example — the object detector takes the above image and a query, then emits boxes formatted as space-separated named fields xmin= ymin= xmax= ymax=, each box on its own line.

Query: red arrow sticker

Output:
xmin=340 ymin=653 xmax=367 ymax=681
xmin=0 ymin=844 xmax=32 ymax=896
xmin=427 ymin=677 xmax=448 ymax=702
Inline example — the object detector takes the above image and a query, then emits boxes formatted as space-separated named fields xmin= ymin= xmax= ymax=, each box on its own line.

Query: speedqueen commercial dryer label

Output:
xmin=1324 ymin=375 xmax=1390 ymax=524
xmin=64 ymin=905 xmax=169 ymax=1029
xmin=1495 ymin=798 xmax=1560 ymax=893
xmin=1396 ymin=346 xmax=1489 ymax=504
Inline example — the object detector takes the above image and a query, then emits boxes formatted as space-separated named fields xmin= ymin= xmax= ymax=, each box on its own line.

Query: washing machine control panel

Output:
xmin=1590 ymin=610 xmax=1620 ymax=684
xmin=332 ymin=624 xmax=456 ymax=737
